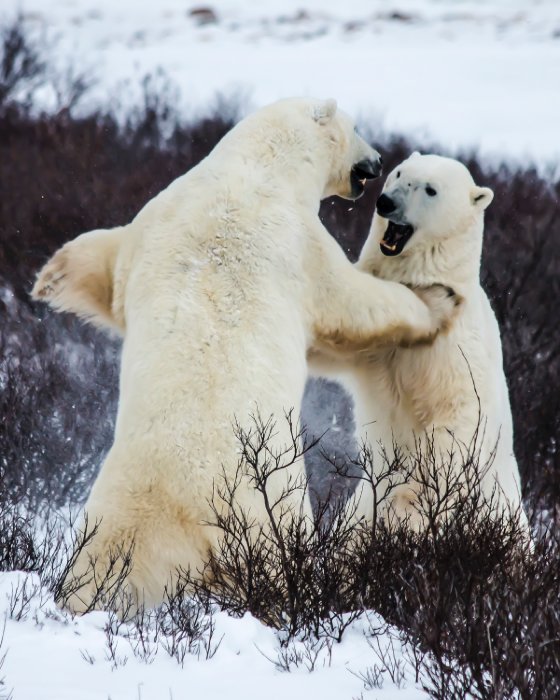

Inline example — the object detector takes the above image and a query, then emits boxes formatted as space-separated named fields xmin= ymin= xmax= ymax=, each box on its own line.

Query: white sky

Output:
xmin=2 ymin=0 xmax=559 ymax=169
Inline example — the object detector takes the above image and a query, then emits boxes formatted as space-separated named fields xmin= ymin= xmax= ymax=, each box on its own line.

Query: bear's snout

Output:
xmin=376 ymin=193 xmax=397 ymax=217
xmin=352 ymin=157 xmax=382 ymax=180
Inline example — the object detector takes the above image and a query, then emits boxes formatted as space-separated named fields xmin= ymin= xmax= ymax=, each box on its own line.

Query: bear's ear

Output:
xmin=471 ymin=186 xmax=494 ymax=210
xmin=312 ymin=98 xmax=337 ymax=125
xmin=410 ymin=151 xmax=421 ymax=158
xmin=31 ymin=227 xmax=126 ymax=334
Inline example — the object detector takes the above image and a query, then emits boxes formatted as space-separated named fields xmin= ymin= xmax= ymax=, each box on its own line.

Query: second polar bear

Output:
xmin=32 ymin=101 xmax=460 ymax=612
xmin=317 ymin=153 xmax=527 ymax=528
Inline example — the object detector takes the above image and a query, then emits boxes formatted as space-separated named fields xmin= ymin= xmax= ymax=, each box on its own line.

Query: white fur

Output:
xmin=33 ymin=104 xmax=459 ymax=612
xmin=315 ymin=153 xmax=527 ymax=529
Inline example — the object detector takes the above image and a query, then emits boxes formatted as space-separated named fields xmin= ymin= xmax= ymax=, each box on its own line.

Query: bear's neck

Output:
xmin=206 ymin=120 xmax=329 ymax=209
xmin=359 ymin=223 xmax=483 ymax=293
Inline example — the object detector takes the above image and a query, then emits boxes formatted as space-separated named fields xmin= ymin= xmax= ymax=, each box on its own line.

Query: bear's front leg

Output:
xmin=307 ymin=222 xmax=463 ymax=357
xmin=311 ymin=268 xmax=463 ymax=358
xmin=405 ymin=283 xmax=464 ymax=346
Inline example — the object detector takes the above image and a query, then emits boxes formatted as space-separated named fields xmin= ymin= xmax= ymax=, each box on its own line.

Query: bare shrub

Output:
xmin=6 ymin=575 xmax=42 ymax=622
xmin=0 ymin=17 xmax=45 ymax=110
xmin=103 ymin=609 xmax=129 ymax=669
xmin=185 ymin=415 xmax=559 ymax=697
xmin=49 ymin=515 xmax=146 ymax=620
xmin=136 ymin=578 xmax=222 ymax=666
xmin=194 ymin=412 xmax=372 ymax=640
xmin=0 ymin=507 xmax=40 ymax=573
xmin=0 ymin=305 xmax=119 ymax=511
xmin=258 ymin=634 xmax=333 ymax=673
xmin=0 ymin=618 xmax=12 ymax=700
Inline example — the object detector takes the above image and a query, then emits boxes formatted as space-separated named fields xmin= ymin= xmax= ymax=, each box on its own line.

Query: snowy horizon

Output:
xmin=2 ymin=0 xmax=559 ymax=172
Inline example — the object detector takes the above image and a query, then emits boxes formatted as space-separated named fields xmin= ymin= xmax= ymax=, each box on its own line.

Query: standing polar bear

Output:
xmin=32 ymin=100 xmax=460 ymax=612
xmin=316 ymin=153 xmax=527 ymax=529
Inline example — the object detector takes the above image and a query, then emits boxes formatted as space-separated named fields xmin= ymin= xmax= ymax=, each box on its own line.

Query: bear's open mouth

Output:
xmin=350 ymin=162 xmax=379 ymax=198
xmin=380 ymin=221 xmax=415 ymax=256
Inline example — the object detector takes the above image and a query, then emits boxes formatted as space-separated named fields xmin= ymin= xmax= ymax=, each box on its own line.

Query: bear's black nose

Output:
xmin=353 ymin=158 xmax=382 ymax=180
xmin=376 ymin=193 xmax=396 ymax=216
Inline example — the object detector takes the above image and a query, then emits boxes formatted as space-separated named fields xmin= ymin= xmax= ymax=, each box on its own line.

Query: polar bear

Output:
xmin=313 ymin=152 xmax=527 ymax=530
xmin=32 ymin=103 xmax=460 ymax=612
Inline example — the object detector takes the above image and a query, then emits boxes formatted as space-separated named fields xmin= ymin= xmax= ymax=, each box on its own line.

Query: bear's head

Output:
xmin=373 ymin=152 xmax=493 ymax=257
xmin=230 ymin=97 xmax=382 ymax=201
xmin=308 ymin=98 xmax=383 ymax=200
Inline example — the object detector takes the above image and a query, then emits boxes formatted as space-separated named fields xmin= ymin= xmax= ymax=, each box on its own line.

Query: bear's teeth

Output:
xmin=360 ymin=178 xmax=367 ymax=186
xmin=382 ymin=240 xmax=397 ymax=251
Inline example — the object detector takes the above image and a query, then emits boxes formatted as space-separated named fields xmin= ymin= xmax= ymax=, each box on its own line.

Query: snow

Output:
xmin=0 ymin=571 xmax=426 ymax=700
xmin=1 ymin=0 xmax=559 ymax=169
xmin=1 ymin=2 xmax=556 ymax=697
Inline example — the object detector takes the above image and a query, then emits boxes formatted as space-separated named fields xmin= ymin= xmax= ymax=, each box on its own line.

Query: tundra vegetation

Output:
xmin=1 ymin=19 xmax=559 ymax=699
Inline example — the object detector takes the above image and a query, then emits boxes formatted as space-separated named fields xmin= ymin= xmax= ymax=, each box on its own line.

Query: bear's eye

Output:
xmin=396 ymin=171 xmax=401 ymax=179
xmin=425 ymin=186 xmax=437 ymax=197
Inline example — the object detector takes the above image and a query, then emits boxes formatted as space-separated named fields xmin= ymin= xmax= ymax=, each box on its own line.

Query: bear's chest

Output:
xmin=383 ymin=327 xmax=484 ymax=429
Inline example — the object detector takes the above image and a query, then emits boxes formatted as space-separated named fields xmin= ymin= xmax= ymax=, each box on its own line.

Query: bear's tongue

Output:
xmin=380 ymin=221 xmax=414 ymax=257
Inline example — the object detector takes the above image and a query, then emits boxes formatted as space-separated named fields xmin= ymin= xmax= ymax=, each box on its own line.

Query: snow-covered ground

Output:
xmin=1 ymin=2 xmax=557 ymax=698
xmin=0 ymin=571 xmax=427 ymax=700
xmin=2 ymin=0 xmax=560 ymax=169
